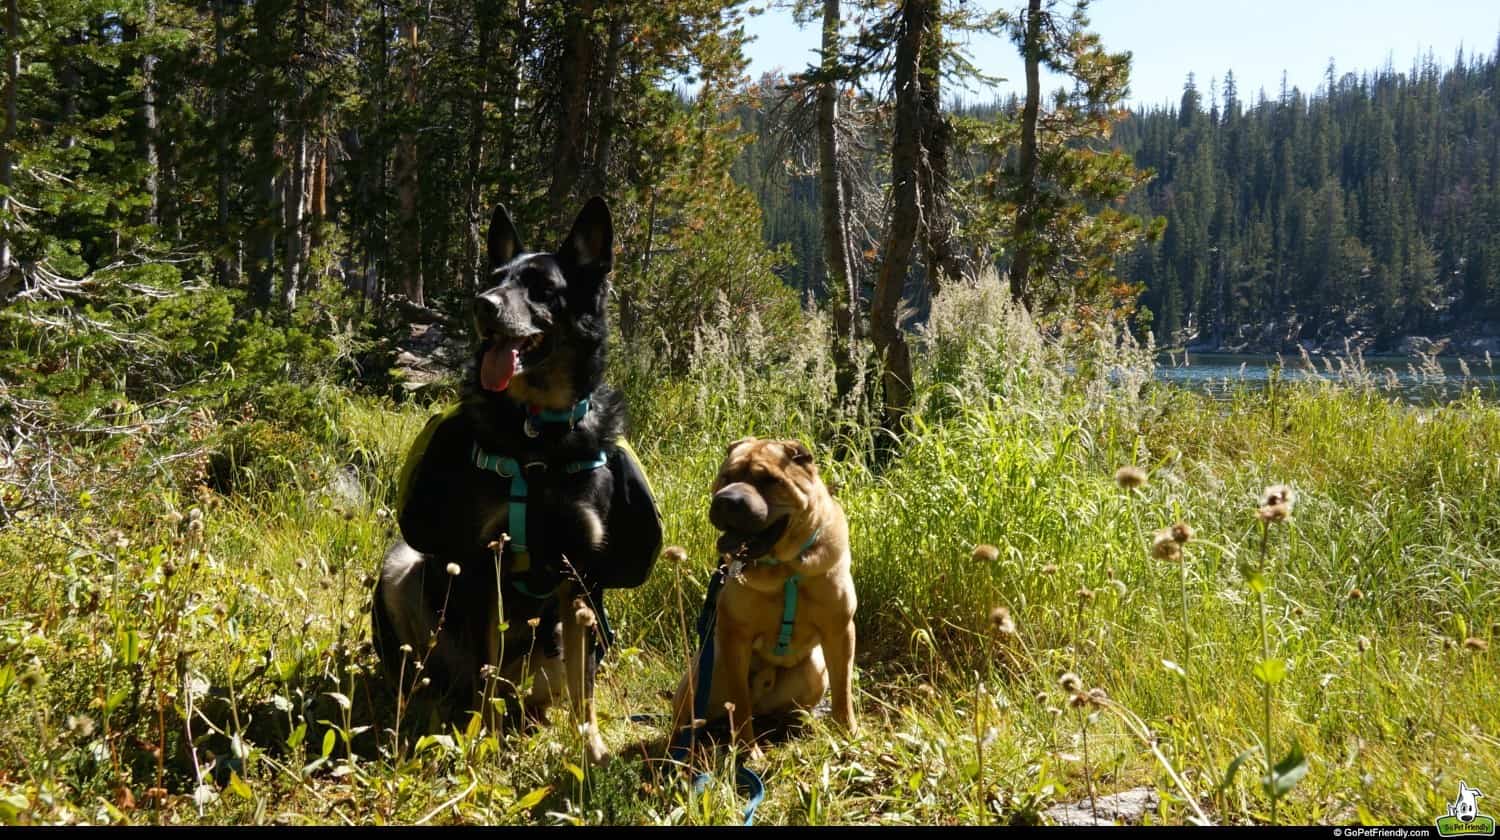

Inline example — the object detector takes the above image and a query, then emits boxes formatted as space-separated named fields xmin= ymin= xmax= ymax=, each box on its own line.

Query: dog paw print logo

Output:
xmin=1437 ymin=782 xmax=1496 ymax=837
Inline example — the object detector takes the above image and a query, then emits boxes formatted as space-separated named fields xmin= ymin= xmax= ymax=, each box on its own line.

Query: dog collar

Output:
xmin=747 ymin=527 xmax=821 ymax=568
xmin=522 ymin=397 xmax=590 ymax=438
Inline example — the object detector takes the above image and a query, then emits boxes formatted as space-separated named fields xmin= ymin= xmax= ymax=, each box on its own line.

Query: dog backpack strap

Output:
xmin=584 ymin=441 xmax=662 ymax=590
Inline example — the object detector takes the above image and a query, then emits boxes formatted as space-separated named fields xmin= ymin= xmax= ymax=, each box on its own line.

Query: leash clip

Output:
xmin=523 ymin=416 xmax=541 ymax=438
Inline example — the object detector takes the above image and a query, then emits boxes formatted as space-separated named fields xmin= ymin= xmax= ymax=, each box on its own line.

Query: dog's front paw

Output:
xmin=581 ymin=723 xmax=609 ymax=766
xmin=833 ymin=707 xmax=858 ymax=734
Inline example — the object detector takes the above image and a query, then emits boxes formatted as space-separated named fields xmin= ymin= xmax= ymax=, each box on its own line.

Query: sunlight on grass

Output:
xmin=1 ymin=286 xmax=1496 ymax=825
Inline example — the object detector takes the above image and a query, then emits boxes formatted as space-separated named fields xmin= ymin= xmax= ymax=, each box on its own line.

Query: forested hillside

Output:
xmin=1118 ymin=51 xmax=1500 ymax=353
xmin=739 ymin=42 xmax=1500 ymax=354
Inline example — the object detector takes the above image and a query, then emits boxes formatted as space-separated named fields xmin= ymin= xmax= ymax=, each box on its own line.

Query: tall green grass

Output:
xmin=1 ymin=282 xmax=1496 ymax=825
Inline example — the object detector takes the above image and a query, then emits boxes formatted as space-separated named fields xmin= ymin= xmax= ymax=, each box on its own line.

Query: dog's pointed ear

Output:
xmin=783 ymin=440 xmax=815 ymax=470
xmin=487 ymin=204 xmax=526 ymax=270
xmin=557 ymin=196 xmax=613 ymax=273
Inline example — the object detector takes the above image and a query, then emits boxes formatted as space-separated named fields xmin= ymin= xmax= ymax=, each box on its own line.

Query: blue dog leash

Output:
xmin=667 ymin=528 xmax=821 ymax=825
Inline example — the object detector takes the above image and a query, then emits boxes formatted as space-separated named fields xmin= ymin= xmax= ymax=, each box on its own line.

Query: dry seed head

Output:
xmin=1257 ymin=502 xmax=1291 ymax=524
xmin=187 ymin=507 xmax=204 ymax=523
xmin=1348 ymin=588 xmax=1364 ymax=601
xmin=1033 ymin=691 xmax=1049 ymax=705
xmin=972 ymin=544 xmax=1000 ymax=564
xmin=66 ymin=714 xmax=96 ymax=738
xmin=1046 ymin=706 xmax=1063 ymax=718
xmin=399 ymin=644 xmax=413 ymax=654
xmin=1261 ymin=484 xmax=1296 ymax=510
xmin=1465 ymin=637 xmax=1490 ymax=652
xmin=1087 ymin=687 xmax=1109 ymax=705
xmin=663 ymin=545 xmax=688 ymax=564
xmin=1068 ymin=692 xmax=1091 ymax=709
xmin=1151 ymin=529 xmax=1182 ymax=561
xmin=1170 ymin=522 xmax=1195 ymax=544
xmin=1076 ymin=587 xmax=1095 ymax=604
xmin=1058 ymin=672 xmax=1083 ymax=692
xmin=527 ymin=617 xmax=541 ymax=628
xmin=916 ymin=683 xmax=938 ymax=699
xmin=164 ymin=510 xmax=184 ymax=527
xmin=723 ymin=701 xmax=736 ymax=716
xmin=1114 ymin=466 xmax=1148 ymax=490
xmin=419 ymin=677 xmax=431 ymax=688
xmin=575 ymin=604 xmax=597 ymax=628
xmin=1357 ymin=636 xmax=1370 ymax=653
xmin=988 ymin=606 xmax=1017 ymax=636
xmin=445 ymin=562 xmax=462 ymax=577
xmin=1444 ymin=638 xmax=1456 ymax=650
xmin=1041 ymin=563 xmax=1059 ymax=576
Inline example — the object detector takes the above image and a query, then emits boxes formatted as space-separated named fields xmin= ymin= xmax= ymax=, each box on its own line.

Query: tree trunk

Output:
xmin=462 ymin=1 xmax=498 ymax=290
xmin=213 ymin=0 xmax=233 ymax=285
xmin=589 ymin=5 xmax=625 ymax=198
xmin=141 ymin=0 xmax=159 ymax=227
xmin=918 ymin=7 xmax=959 ymax=297
xmin=309 ymin=133 xmax=328 ymax=278
xmin=394 ymin=11 xmax=423 ymax=305
xmin=817 ymin=0 xmax=857 ymax=402
xmin=280 ymin=0 xmax=309 ymax=310
xmin=0 ymin=0 xmax=18 ymax=295
xmin=871 ymin=0 xmax=928 ymax=439
xmin=496 ymin=0 xmax=527 ymax=198
xmin=282 ymin=126 xmax=307 ymax=310
xmin=248 ymin=3 xmax=279 ymax=309
xmin=1009 ymin=0 xmax=1042 ymax=309
xmin=548 ymin=0 xmax=597 ymax=225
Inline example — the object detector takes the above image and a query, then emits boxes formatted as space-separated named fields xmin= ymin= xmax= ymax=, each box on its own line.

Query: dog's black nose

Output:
xmin=710 ymin=484 xmax=768 ymax=532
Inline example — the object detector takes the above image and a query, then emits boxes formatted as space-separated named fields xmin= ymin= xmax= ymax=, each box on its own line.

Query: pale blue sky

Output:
xmin=740 ymin=0 xmax=1500 ymax=108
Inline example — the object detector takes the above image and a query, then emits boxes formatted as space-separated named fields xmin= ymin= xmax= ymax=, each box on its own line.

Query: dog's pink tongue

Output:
xmin=480 ymin=341 xmax=519 ymax=392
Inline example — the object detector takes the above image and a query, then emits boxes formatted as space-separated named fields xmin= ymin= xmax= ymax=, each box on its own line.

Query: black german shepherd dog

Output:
xmin=372 ymin=197 xmax=661 ymax=763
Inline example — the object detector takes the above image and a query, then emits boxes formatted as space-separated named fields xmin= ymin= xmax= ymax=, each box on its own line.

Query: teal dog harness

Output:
xmin=469 ymin=397 xmax=608 ymax=599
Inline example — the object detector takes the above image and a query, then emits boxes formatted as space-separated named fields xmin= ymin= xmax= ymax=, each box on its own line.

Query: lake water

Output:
xmin=1154 ymin=352 xmax=1500 ymax=403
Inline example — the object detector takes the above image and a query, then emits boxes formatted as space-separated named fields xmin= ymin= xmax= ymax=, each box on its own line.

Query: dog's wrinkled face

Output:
xmin=473 ymin=199 xmax=612 ymax=394
xmin=710 ymin=437 xmax=818 ymax=558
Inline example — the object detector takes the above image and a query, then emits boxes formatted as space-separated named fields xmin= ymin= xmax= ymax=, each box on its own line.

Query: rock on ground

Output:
xmin=1043 ymin=786 xmax=1160 ymax=826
